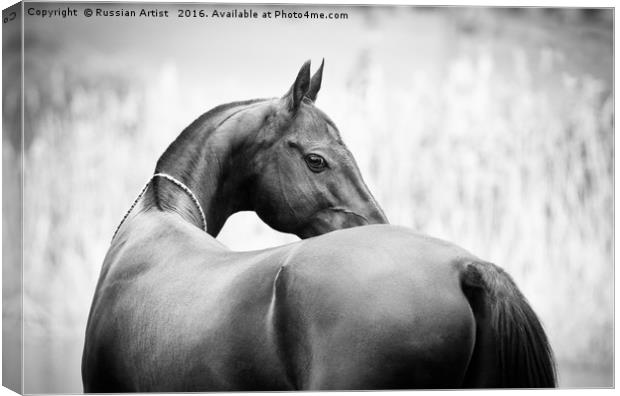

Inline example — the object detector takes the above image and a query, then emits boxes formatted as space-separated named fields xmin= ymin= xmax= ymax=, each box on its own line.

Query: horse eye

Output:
xmin=304 ymin=154 xmax=327 ymax=173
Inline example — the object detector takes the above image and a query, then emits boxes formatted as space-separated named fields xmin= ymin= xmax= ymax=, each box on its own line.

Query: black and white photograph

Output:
xmin=1 ymin=1 xmax=614 ymax=393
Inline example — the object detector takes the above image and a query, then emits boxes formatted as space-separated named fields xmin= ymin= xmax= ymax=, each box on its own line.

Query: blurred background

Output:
xmin=2 ymin=4 xmax=613 ymax=392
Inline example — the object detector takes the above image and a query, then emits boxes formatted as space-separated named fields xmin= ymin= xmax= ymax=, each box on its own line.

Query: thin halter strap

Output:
xmin=112 ymin=173 xmax=208 ymax=241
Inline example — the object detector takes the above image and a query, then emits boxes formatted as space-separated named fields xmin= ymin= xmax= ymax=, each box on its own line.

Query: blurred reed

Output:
xmin=339 ymin=48 xmax=613 ymax=372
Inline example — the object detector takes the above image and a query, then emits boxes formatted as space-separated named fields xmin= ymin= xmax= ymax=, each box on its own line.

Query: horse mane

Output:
xmin=184 ymin=98 xmax=271 ymax=133
xmin=151 ymin=96 xmax=343 ymax=214
xmin=149 ymin=98 xmax=270 ymax=213
xmin=155 ymin=98 xmax=270 ymax=171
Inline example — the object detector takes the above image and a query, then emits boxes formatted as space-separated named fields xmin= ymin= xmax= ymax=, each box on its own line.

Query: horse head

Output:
xmin=247 ymin=60 xmax=388 ymax=238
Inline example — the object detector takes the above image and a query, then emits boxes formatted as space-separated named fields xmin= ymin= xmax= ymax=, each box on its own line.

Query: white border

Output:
xmin=0 ymin=1 xmax=615 ymax=396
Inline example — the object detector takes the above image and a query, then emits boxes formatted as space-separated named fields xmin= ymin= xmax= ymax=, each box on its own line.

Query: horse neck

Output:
xmin=146 ymin=100 xmax=266 ymax=236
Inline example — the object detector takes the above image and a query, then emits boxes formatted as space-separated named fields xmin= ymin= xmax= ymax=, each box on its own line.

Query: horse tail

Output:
xmin=460 ymin=261 xmax=557 ymax=388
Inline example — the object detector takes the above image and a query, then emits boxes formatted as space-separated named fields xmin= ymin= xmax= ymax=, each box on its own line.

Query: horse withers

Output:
xmin=82 ymin=60 xmax=556 ymax=391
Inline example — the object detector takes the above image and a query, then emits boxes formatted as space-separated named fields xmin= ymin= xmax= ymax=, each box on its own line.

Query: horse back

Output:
xmin=84 ymin=221 xmax=480 ymax=391
xmin=270 ymin=225 xmax=478 ymax=389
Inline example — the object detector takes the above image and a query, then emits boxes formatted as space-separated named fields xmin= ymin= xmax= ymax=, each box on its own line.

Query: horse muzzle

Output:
xmin=296 ymin=206 xmax=388 ymax=239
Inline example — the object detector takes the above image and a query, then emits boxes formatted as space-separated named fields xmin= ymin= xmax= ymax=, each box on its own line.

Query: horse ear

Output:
xmin=283 ymin=60 xmax=311 ymax=112
xmin=306 ymin=59 xmax=324 ymax=103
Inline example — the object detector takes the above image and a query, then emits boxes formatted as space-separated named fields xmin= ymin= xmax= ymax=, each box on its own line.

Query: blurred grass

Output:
xmin=13 ymin=7 xmax=613 ymax=392
xmin=342 ymin=46 xmax=613 ymax=369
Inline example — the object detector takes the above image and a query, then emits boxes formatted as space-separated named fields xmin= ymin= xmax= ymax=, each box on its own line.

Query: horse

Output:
xmin=82 ymin=60 xmax=556 ymax=391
